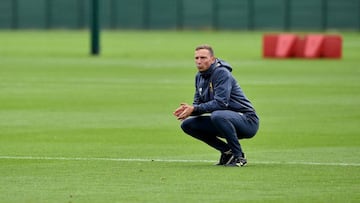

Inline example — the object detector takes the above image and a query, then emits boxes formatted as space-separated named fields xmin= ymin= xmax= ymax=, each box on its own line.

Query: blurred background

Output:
xmin=0 ymin=0 xmax=359 ymax=31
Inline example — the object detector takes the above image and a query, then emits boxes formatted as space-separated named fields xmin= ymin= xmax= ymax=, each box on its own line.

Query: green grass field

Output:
xmin=0 ymin=31 xmax=359 ymax=202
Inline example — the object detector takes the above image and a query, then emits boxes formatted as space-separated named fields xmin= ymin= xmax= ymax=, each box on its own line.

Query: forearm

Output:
xmin=193 ymin=99 xmax=227 ymax=115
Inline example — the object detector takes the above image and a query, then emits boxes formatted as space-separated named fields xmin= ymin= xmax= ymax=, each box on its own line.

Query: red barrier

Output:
xmin=263 ymin=33 xmax=342 ymax=59
xmin=303 ymin=35 xmax=325 ymax=58
xmin=262 ymin=34 xmax=278 ymax=57
xmin=322 ymin=35 xmax=342 ymax=58
xmin=294 ymin=37 xmax=306 ymax=58
xmin=275 ymin=34 xmax=298 ymax=58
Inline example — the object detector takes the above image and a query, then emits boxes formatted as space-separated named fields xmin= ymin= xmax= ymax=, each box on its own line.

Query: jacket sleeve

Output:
xmin=192 ymin=75 xmax=201 ymax=105
xmin=193 ymin=68 xmax=232 ymax=114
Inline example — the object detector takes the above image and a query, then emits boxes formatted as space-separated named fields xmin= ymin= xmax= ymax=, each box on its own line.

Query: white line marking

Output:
xmin=0 ymin=156 xmax=359 ymax=167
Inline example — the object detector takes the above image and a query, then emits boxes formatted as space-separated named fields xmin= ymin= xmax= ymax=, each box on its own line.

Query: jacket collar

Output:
xmin=199 ymin=59 xmax=218 ymax=79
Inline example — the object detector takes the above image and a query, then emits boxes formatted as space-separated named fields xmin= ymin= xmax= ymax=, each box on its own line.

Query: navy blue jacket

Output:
xmin=192 ymin=59 xmax=257 ymax=116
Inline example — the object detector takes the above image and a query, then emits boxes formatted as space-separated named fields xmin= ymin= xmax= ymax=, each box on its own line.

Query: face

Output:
xmin=195 ymin=49 xmax=215 ymax=72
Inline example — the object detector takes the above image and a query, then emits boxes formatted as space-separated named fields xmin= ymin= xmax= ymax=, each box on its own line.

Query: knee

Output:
xmin=180 ymin=118 xmax=192 ymax=134
xmin=210 ymin=111 xmax=226 ymax=123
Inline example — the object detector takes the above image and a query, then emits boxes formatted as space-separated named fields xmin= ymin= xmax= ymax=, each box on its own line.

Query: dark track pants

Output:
xmin=180 ymin=110 xmax=259 ymax=157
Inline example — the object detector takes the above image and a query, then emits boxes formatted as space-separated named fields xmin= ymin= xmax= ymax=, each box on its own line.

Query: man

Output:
xmin=173 ymin=45 xmax=259 ymax=167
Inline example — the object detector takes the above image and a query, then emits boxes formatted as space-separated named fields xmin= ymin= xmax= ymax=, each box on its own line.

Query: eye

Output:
xmin=195 ymin=56 xmax=206 ymax=60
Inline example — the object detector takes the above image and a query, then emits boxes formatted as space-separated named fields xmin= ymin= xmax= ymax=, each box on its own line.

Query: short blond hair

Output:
xmin=195 ymin=44 xmax=214 ymax=56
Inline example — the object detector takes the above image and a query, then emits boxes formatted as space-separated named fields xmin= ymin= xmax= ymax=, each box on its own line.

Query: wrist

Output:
xmin=190 ymin=105 xmax=195 ymax=113
xmin=192 ymin=105 xmax=198 ymax=114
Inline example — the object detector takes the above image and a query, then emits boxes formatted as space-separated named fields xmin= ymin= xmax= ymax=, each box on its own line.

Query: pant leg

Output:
xmin=181 ymin=116 xmax=231 ymax=153
xmin=211 ymin=110 xmax=259 ymax=157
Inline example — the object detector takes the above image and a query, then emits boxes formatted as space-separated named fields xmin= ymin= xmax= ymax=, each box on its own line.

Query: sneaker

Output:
xmin=225 ymin=154 xmax=247 ymax=167
xmin=215 ymin=150 xmax=233 ymax=165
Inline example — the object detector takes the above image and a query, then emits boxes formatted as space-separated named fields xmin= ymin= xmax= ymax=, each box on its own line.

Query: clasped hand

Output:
xmin=173 ymin=103 xmax=194 ymax=121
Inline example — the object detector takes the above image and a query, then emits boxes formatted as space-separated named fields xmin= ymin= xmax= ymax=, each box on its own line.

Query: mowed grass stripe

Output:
xmin=1 ymin=156 xmax=359 ymax=167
